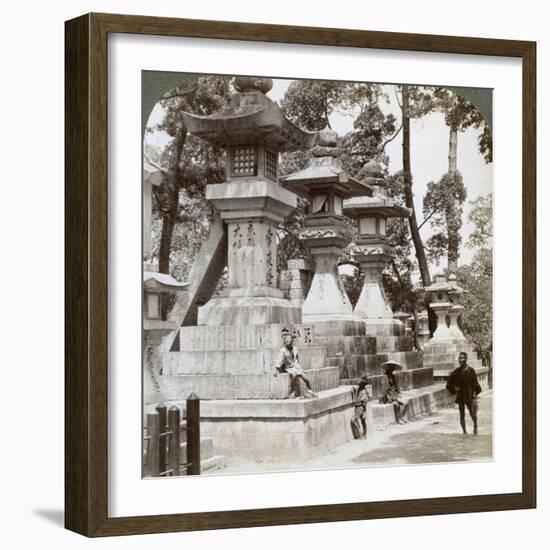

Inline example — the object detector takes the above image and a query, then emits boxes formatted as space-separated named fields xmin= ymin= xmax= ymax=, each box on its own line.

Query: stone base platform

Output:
xmin=197 ymin=295 xmax=301 ymax=326
xmin=160 ymin=345 xmax=327 ymax=375
xmin=367 ymin=383 xmax=454 ymax=427
xmin=423 ymin=341 xmax=484 ymax=377
xmin=364 ymin=318 xmax=406 ymax=337
xmin=330 ymin=350 xmax=424 ymax=379
xmin=160 ymin=366 xmax=340 ymax=400
xmin=170 ymin=386 xmax=356 ymax=463
xmin=341 ymin=365 xmax=434 ymax=399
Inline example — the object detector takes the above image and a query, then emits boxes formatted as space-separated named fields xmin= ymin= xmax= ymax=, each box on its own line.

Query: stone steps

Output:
xmin=423 ymin=351 xmax=481 ymax=365
xmin=160 ymin=345 xmax=327 ymax=376
xmin=374 ymin=335 xmax=414 ymax=353
xmin=160 ymin=366 xmax=340 ymax=400
xmin=341 ymin=366 xmax=434 ymax=399
xmin=428 ymin=361 xmax=483 ymax=372
xmin=329 ymin=350 xmax=423 ymax=379
xmin=368 ymin=383 xmax=453 ymax=427
xmin=423 ymin=342 xmax=477 ymax=354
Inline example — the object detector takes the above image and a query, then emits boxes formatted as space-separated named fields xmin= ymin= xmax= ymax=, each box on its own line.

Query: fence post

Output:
xmin=155 ymin=402 xmax=167 ymax=474
xmin=145 ymin=411 xmax=160 ymax=477
xmin=168 ymin=405 xmax=181 ymax=476
xmin=186 ymin=393 xmax=201 ymax=475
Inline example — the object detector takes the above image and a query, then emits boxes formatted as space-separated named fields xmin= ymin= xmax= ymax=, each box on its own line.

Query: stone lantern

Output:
xmin=180 ymin=76 xmax=317 ymax=326
xmin=447 ymin=274 xmax=467 ymax=341
xmin=143 ymin=271 xmax=188 ymax=404
xmin=343 ymin=160 xmax=410 ymax=335
xmin=143 ymin=161 xmax=164 ymax=260
xmin=143 ymin=271 xmax=189 ymax=343
xmin=280 ymin=128 xmax=374 ymax=323
xmin=416 ymin=310 xmax=431 ymax=348
xmin=424 ymin=275 xmax=466 ymax=342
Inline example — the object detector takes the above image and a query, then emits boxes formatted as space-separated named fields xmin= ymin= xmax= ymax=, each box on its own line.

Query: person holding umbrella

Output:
xmin=379 ymin=361 xmax=409 ymax=424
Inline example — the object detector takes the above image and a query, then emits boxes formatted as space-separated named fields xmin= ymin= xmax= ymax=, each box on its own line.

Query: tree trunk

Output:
xmin=158 ymin=125 xmax=187 ymax=274
xmin=448 ymin=126 xmax=458 ymax=174
xmin=401 ymin=86 xmax=431 ymax=287
xmin=447 ymin=125 xmax=459 ymax=275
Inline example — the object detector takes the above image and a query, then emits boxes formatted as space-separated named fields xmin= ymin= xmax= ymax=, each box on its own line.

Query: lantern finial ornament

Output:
xmin=232 ymin=76 xmax=273 ymax=94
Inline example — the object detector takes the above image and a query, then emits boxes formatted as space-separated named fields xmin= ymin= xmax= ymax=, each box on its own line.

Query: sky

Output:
xmin=145 ymin=78 xmax=493 ymax=277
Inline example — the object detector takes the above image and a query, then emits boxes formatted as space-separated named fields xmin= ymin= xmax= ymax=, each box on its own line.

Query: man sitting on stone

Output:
xmin=273 ymin=329 xmax=317 ymax=399
xmin=379 ymin=361 xmax=409 ymax=424
xmin=446 ymin=351 xmax=482 ymax=435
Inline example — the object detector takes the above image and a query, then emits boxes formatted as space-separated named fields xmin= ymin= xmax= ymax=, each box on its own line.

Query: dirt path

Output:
xmin=220 ymin=390 xmax=493 ymax=474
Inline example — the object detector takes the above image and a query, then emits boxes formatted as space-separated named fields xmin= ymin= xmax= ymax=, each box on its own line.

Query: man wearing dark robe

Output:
xmin=446 ymin=352 xmax=482 ymax=435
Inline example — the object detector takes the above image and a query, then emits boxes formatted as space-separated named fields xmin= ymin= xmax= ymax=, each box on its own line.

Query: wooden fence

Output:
xmin=143 ymin=393 xmax=201 ymax=477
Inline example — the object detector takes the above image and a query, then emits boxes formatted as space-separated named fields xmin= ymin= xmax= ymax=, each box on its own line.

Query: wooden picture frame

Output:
xmin=65 ymin=12 xmax=536 ymax=537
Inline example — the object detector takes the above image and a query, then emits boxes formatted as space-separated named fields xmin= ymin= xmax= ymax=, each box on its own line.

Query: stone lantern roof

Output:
xmin=343 ymin=194 xmax=410 ymax=218
xmin=343 ymin=160 xmax=410 ymax=219
xmin=279 ymin=128 xmax=375 ymax=198
xmin=179 ymin=76 xmax=318 ymax=152
xmin=143 ymin=161 xmax=165 ymax=187
xmin=424 ymin=275 xmax=463 ymax=295
xmin=143 ymin=271 xmax=189 ymax=292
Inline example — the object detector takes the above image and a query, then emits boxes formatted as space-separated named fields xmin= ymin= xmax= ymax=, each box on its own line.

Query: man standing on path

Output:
xmin=446 ymin=352 xmax=482 ymax=435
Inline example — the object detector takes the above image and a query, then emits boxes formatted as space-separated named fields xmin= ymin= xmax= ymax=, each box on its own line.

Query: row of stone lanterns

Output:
xmin=281 ymin=133 xmax=413 ymax=333
xmin=154 ymin=75 xmax=467 ymax=340
xmin=280 ymin=128 xmax=374 ymax=324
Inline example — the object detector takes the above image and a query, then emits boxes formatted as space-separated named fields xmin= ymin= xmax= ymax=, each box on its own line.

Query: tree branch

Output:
xmin=418 ymin=209 xmax=437 ymax=231
xmin=394 ymin=86 xmax=402 ymax=110
xmin=380 ymin=124 xmax=403 ymax=151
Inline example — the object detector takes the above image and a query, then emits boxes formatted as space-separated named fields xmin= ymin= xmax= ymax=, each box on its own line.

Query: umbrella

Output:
xmin=379 ymin=360 xmax=403 ymax=371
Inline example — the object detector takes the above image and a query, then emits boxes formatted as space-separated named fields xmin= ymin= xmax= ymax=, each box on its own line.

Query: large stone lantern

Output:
xmin=280 ymin=128 xmax=374 ymax=322
xmin=180 ymin=77 xmax=317 ymax=326
xmin=343 ymin=161 xmax=410 ymax=335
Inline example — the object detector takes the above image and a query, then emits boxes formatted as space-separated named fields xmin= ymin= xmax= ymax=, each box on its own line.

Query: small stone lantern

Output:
xmin=280 ymin=128 xmax=375 ymax=322
xmin=143 ymin=271 xmax=189 ymax=342
xmin=343 ymin=160 xmax=410 ymax=334
xmin=447 ymin=274 xmax=467 ymax=341
xmin=424 ymin=274 xmax=467 ymax=342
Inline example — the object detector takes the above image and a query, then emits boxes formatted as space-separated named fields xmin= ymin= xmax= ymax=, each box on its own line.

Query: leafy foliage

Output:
xmin=456 ymin=248 xmax=493 ymax=354
xmin=146 ymin=76 xmax=232 ymax=276
xmin=455 ymin=193 xmax=493 ymax=355
xmin=280 ymin=80 xmax=350 ymax=131
xmin=433 ymin=87 xmax=493 ymax=163
xmin=423 ymin=171 xmax=467 ymax=266
xmin=466 ymin=193 xmax=493 ymax=249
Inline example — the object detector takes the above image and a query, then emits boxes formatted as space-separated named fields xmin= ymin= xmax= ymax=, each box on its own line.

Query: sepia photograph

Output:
xmin=141 ymin=72 xmax=494 ymax=477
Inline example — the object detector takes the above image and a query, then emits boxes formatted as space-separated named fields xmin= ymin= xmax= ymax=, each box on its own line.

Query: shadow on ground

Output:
xmin=353 ymin=428 xmax=492 ymax=465
xmin=33 ymin=509 xmax=64 ymax=527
